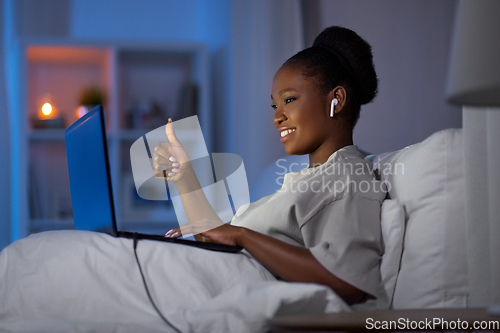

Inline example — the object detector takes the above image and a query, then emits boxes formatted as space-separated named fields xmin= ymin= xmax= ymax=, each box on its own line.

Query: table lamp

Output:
xmin=446 ymin=0 xmax=500 ymax=105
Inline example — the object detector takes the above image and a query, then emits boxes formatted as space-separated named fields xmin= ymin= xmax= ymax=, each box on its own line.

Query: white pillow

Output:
xmin=352 ymin=199 xmax=405 ymax=311
xmin=379 ymin=199 xmax=405 ymax=308
xmin=373 ymin=129 xmax=468 ymax=309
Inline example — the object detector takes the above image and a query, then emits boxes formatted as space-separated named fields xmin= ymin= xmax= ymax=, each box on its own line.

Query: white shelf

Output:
xmin=29 ymin=129 xmax=65 ymax=141
xmin=13 ymin=39 xmax=211 ymax=238
xmin=116 ymin=130 xmax=149 ymax=141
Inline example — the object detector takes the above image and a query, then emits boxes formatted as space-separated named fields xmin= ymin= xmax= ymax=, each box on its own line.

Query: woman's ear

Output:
xmin=328 ymin=86 xmax=347 ymax=116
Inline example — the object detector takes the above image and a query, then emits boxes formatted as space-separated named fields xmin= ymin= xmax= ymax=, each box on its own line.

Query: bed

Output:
xmin=0 ymin=230 xmax=351 ymax=333
xmin=0 ymin=128 xmax=469 ymax=332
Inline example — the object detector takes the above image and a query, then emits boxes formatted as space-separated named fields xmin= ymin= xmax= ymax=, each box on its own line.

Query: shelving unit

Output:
xmin=12 ymin=39 xmax=211 ymax=238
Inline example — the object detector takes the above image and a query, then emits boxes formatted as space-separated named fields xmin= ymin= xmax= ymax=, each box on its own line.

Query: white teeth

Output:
xmin=280 ymin=129 xmax=296 ymax=137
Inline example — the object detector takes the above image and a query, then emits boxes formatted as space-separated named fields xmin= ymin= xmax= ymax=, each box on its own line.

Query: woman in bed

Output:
xmin=153 ymin=26 xmax=385 ymax=306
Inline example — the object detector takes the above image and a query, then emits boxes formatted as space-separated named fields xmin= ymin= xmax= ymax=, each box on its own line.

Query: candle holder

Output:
xmin=32 ymin=93 xmax=65 ymax=129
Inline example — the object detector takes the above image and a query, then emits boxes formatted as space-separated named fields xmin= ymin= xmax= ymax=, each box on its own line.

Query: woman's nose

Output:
xmin=274 ymin=110 xmax=287 ymax=126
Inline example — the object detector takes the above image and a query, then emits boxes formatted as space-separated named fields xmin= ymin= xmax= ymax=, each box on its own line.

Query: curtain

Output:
xmin=227 ymin=0 xmax=304 ymax=187
xmin=0 ymin=0 xmax=12 ymax=250
xmin=463 ymin=107 xmax=500 ymax=306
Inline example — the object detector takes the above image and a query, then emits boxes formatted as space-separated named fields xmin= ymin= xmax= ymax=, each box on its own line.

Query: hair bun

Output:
xmin=313 ymin=26 xmax=378 ymax=105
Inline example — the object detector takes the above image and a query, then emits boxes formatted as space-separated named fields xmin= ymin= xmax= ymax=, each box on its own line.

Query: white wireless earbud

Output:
xmin=330 ymin=98 xmax=339 ymax=117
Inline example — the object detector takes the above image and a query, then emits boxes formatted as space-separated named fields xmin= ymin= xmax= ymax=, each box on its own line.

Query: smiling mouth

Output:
xmin=280 ymin=129 xmax=296 ymax=142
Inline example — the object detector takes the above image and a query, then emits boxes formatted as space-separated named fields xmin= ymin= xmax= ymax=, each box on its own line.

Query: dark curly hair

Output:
xmin=283 ymin=26 xmax=378 ymax=128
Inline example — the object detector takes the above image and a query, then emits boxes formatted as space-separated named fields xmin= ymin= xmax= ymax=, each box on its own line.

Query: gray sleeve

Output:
xmin=299 ymin=195 xmax=383 ymax=298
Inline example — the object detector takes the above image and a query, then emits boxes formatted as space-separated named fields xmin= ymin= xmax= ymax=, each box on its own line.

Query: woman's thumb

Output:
xmin=165 ymin=118 xmax=180 ymax=144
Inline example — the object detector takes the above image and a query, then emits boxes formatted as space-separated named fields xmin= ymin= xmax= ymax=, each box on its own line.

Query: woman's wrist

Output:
xmin=172 ymin=164 xmax=199 ymax=192
xmin=235 ymin=226 xmax=250 ymax=248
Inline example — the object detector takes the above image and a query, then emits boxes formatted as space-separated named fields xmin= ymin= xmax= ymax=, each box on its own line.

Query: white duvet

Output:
xmin=0 ymin=231 xmax=350 ymax=333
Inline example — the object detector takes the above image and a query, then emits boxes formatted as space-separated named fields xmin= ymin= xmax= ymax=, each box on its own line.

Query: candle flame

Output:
xmin=41 ymin=103 xmax=53 ymax=116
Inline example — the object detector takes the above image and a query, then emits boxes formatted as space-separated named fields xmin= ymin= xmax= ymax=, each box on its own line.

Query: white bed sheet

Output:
xmin=0 ymin=230 xmax=350 ymax=333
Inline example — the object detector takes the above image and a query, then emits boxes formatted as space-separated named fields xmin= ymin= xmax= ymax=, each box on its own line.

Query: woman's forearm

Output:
xmin=173 ymin=166 xmax=223 ymax=224
xmin=170 ymin=166 xmax=366 ymax=304
xmin=236 ymin=227 xmax=366 ymax=305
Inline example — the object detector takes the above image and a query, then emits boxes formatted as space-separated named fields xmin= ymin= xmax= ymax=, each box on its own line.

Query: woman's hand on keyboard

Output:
xmin=165 ymin=219 xmax=244 ymax=247
xmin=153 ymin=118 xmax=191 ymax=182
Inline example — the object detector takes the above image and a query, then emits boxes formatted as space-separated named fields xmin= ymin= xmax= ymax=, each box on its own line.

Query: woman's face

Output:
xmin=271 ymin=65 xmax=332 ymax=156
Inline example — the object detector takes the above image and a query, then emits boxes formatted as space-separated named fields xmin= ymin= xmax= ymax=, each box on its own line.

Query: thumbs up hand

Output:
xmin=153 ymin=118 xmax=191 ymax=182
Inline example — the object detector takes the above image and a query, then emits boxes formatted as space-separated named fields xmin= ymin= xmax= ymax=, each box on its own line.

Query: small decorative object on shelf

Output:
xmin=76 ymin=85 xmax=106 ymax=120
xmin=31 ymin=93 xmax=65 ymax=129
xmin=177 ymin=82 xmax=198 ymax=119
xmin=125 ymin=100 xmax=167 ymax=129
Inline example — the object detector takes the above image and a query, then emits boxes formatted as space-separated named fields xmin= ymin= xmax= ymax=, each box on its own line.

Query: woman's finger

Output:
xmin=166 ymin=224 xmax=198 ymax=237
xmin=153 ymin=155 xmax=183 ymax=178
xmin=165 ymin=118 xmax=181 ymax=145
xmin=154 ymin=157 xmax=180 ymax=172
xmin=165 ymin=219 xmax=226 ymax=239
xmin=153 ymin=161 xmax=174 ymax=175
xmin=154 ymin=143 xmax=173 ymax=160
xmin=165 ymin=227 xmax=181 ymax=238
xmin=154 ymin=153 xmax=171 ymax=165
xmin=154 ymin=167 xmax=175 ymax=179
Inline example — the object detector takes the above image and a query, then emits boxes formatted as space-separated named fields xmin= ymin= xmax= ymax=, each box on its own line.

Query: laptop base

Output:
xmin=118 ymin=231 xmax=242 ymax=253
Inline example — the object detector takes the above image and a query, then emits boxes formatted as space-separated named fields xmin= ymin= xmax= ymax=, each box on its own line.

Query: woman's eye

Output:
xmin=271 ymin=104 xmax=277 ymax=110
xmin=285 ymin=97 xmax=296 ymax=104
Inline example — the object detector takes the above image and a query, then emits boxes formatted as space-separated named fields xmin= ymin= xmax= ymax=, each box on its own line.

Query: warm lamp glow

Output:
xmin=41 ymin=103 xmax=53 ymax=116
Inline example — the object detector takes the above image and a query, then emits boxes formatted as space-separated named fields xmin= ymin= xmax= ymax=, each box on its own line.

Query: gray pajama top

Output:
xmin=230 ymin=145 xmax=386 ymax=298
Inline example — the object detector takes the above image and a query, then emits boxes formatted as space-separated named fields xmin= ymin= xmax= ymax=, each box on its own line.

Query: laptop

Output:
xmin=65 ymin=105 xmax=242 ymax=253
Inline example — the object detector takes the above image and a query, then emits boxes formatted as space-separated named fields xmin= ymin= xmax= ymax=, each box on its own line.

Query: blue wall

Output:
xmin=70 ymin=0 xmax=233 ymax=154
xmin=1 ymin=0 xmax=462 ymax=249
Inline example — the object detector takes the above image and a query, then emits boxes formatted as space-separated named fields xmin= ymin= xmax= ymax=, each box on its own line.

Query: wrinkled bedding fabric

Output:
xmin=0 ymin=230 xmax=350 ymax=333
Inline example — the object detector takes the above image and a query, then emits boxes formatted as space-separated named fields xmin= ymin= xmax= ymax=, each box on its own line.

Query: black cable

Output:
xmin=133 ymin=234 xmax=182 ymax=333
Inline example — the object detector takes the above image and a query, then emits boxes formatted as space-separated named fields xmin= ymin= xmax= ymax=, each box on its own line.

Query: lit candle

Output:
xmin=42 ymin=103 xmax=53 ymax=116
xmin=37 ymin=93 xmax=59 ymax=120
